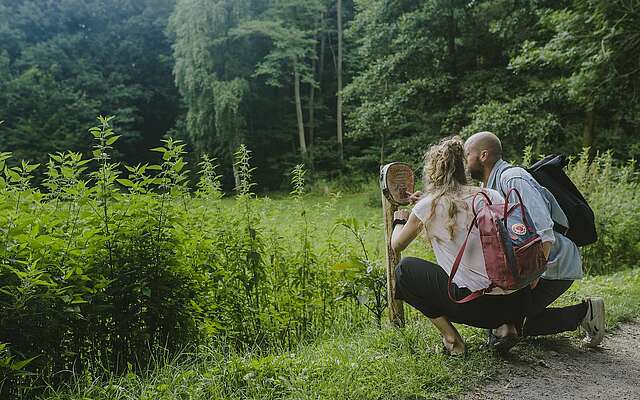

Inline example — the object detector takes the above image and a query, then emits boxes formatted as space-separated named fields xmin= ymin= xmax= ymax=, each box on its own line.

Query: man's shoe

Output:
xmin=581 ymin=297 xmax=605 ymax=348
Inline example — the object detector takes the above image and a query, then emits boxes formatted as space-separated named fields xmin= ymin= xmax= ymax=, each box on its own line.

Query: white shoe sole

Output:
xmin=582 ymin=297 xmax=605 ymax=348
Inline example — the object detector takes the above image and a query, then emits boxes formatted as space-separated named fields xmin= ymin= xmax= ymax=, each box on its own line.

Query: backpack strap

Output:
xmin=553 ymin=222 xmax=569 ymax=236
xmin=503 ymin=187 xmax=526 ymax=222
xmin=499 ymin=166 xmax=569 ymax=238
xmin=471 ymin=190 xmax=493 ymax=217
xmin=447 ymin=212 xmax=495 ymax=304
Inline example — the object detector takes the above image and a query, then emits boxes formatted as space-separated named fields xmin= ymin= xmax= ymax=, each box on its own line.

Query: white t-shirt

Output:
xmin=412 ymin=187 xmax=508 ymax=293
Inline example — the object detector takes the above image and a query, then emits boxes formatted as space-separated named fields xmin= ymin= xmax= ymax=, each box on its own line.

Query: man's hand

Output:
xmin=394 ymin=209 xmax=410 ymax=221
xmin=406 ymin=191 xmax=423 ymax=205
xmin=542 ymin=242 xmax=552 ymax=260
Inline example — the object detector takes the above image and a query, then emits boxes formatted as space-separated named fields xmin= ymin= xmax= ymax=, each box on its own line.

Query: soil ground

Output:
xmin=461 ymin=321 xmax=640 ymax=400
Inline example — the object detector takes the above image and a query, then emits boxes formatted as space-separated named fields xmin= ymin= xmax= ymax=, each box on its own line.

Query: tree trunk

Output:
xmin=308 ymin=15 xmax=323 ymax=164
xmin=308 ymin=62 xmax=316 ymax=152
xmin=229 ymin=145 xmax=240 ymax=189
xmin=582 ymin=109 xmax=595 ymax=153
xmin=336 ymin=0 xmax=344 ymax=165
xmin=319 ymin=24 xmax=326 ymax=88
xmin=380 ymin=131 xmax=385 ymax=165
xmin=294 ymin=70 xmax=308 ymax=160
xmin=311 ymin=24 xmax=326 ymax=152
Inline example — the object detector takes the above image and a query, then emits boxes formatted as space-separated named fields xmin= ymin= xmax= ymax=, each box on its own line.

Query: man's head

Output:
xmin=463 ymin=131 xmax=502 ymax=181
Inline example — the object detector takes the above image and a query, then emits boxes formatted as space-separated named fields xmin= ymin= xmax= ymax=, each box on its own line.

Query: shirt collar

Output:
xmin=486 ymin=159 xmax=509 ymax=190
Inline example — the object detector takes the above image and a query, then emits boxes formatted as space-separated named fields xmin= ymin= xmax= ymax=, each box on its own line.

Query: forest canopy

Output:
xmin=1 ymin=0 xmax=639 ymax=190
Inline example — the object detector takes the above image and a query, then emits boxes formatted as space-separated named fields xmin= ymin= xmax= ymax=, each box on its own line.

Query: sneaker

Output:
xmin=581 ymin=297 xmax=605 ymax=348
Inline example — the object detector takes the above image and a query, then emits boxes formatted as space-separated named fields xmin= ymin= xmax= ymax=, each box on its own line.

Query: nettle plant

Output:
xmin=0 ymin=116 xmax=378 ymax=397
xmin=333 ymin=218 xmax=387 ymax=328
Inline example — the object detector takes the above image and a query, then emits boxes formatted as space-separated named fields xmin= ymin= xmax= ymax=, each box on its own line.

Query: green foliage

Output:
xmin=344 ymin=0 xmax=451 ymax=165
xmin=0 ymin=342 xmax=37 ymax=393
xmin=333 ymin=218 xmax=387 ymax=327
xmin=233 ymin=0 xmax=324 ymax=87
xmin=566 ymin=150 xmax=640 ymax=275
xmin=169 ymin=0 xmax=256 ymax=165
xmin=42 ymin=268 xmax=640 ymax=400
xmin=510 ymin=0 xmax=640 ymax=158
xmin=3 ymin=0 xmax=640 ymax=191
xmin=0 ymin=117 xmax=379 ymax=397
xmin=461 ymin=94 xmax=562 ymax=158
xmin=3 ymin=0 xmax=640 ymax=395
xmin=0 ymin=0 xmax=179 ymax=166
xmin=0 ymin=118 xmax=639 ymax=397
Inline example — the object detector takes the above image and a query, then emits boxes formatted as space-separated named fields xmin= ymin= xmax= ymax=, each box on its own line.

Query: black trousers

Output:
xmin=394 ymin=257 xmax=528 ymax=329
xmin=394 ymin=257 xmax=588 ymax=335
xmin=521 ymin=278 xmax=587 ymax=336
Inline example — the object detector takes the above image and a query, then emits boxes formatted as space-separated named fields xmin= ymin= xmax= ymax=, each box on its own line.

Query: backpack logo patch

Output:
xmin=511 ymin=223 xmax=527 ymax=236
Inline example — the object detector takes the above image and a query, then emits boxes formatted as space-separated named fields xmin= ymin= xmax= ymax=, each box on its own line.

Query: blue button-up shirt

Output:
xmin=486 ymin=160 xmax=583 ymax=280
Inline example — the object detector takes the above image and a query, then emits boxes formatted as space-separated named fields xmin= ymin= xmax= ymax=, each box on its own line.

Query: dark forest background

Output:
xmin=1 ymin=0 xmax=639 ymax=190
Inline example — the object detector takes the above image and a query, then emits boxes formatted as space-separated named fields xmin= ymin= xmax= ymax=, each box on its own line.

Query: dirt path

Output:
xmin=462 ymin=321 xmax=640 ymax=400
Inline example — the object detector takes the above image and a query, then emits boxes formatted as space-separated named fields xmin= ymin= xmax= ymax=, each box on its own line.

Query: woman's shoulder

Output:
xmin=412 ymin=194 xmax=434 ymax=221
xmin=483 ymin=187 xmax=504 ymax=201
xmin=458 ymin=187 xmax=504 ymax=207
xmin=460 ymin=186 xmax=502 ymax=198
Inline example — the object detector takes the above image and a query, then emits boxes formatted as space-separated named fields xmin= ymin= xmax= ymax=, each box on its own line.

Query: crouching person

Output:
xmin=391 ymin=136 xmax=526 ymax=355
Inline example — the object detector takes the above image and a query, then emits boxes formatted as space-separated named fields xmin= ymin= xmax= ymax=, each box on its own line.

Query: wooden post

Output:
xmin=380 ymin=163 xmax=413 ymax=328
xmin=381 ymin=186 xmax=405 ymax=327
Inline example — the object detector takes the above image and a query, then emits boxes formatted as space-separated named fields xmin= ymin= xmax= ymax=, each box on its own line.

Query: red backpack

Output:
xmin=448 ymin=188 xmax=547 ymax=304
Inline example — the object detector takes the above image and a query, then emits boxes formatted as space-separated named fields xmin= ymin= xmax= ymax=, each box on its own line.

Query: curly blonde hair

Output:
xmin=422 ymin=136 xmax=470 ymax=241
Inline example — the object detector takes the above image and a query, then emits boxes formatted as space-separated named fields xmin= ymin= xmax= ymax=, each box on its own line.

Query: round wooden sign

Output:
xmin=380 ymin=162 xmax=415 ymax=206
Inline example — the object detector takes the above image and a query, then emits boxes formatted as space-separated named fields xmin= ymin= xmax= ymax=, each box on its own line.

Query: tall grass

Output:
xmin=1 ymin=117 xmax=638 ymax=398
xmin=42 ymin=268 xmax=640 ymax=400
xmin=0 ymin=118 xmax=375 ymax=398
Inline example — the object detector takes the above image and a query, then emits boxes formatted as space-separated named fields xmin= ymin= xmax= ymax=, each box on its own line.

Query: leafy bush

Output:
xmin=333 ymin=218 xmax=387 ymax=328
xmin=566 ymin=150 xmax=640 ymax=275
xmin=518 ymin=147 xmax=639 ymax=275
xmin=45 ymin=268 xmax=640 ymax=400
xmin=0 ymin=117 xmax=372 ymax=398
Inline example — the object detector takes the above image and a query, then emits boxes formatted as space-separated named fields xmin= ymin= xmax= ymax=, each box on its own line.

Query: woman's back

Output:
xmin=412 ymin=187 xmax=505 ymax=292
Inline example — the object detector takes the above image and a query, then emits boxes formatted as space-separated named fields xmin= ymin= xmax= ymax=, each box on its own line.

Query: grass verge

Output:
xmin=44 ymin=268 xmax=640 ymax=400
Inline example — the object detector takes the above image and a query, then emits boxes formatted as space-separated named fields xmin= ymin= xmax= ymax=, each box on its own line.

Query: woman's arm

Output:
xmin=391 ymin=210 xmax=423 ymax=253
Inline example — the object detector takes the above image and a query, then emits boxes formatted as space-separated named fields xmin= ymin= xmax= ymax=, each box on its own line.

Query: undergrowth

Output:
xmin=44 ymin=268 xmax=640 ymax=400
xmin=0 ymin=117 xmax=638 ymax=398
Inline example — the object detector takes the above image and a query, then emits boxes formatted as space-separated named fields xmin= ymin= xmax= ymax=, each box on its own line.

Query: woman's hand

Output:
xmin=406 ymin=191 xmax=423 ymax=205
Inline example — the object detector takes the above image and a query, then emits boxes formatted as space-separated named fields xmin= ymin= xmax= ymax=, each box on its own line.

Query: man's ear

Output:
xmin=479 ymin=149 xmax=489 ymax=162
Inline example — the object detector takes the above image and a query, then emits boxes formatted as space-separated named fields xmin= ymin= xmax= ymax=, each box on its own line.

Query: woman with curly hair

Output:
xmin=391 ymin=136 xmax=525 ymax=355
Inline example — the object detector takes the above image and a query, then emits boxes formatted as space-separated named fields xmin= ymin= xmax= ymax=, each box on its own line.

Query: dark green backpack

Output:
xmin=527 ymin=154 xmax=597 ymax=247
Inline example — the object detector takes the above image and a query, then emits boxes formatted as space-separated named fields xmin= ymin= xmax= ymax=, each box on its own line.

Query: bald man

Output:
xmin=463 ymin=131 xmax=604 ymax=350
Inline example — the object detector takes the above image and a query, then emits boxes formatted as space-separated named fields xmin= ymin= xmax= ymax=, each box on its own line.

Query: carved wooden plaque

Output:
xmin=380 ymin=162 xmax=415 ymax=206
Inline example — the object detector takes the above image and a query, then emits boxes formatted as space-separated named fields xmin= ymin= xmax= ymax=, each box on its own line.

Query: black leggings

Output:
xmin=395 ymin=257 xmax=528 ymax=329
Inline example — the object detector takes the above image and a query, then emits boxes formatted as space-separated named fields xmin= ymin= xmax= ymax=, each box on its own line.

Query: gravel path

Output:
xmin=461 ymin=321 xmax=640 ymax=400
